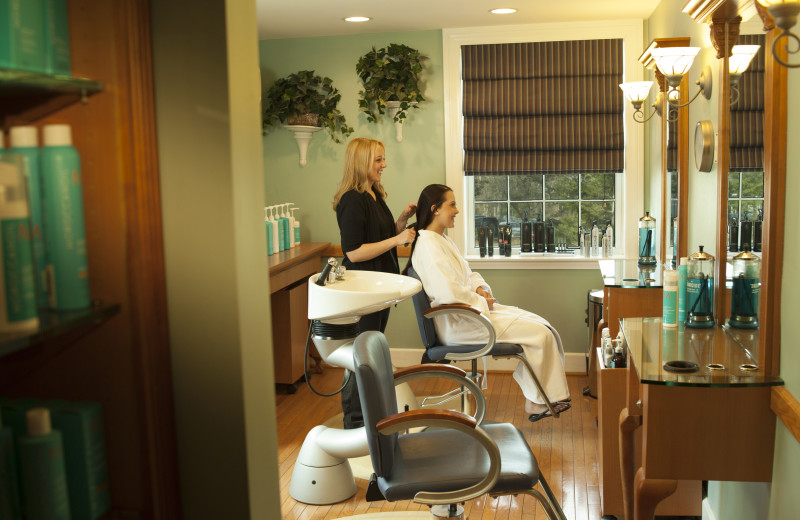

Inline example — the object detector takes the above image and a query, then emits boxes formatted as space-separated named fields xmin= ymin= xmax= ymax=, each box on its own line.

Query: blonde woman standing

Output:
xmin=333 ymin=137 xmax=416 ymax=429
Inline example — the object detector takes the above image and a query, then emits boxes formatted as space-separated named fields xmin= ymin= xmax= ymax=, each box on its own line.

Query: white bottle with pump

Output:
xmin=0 ymin=161 xmax=39 ymax=331
xmin=291 ymin=207 xmax=301 ymax=245
xmin=264 ymin=208 xmax=273 ymax=256
xmin=269 ymin=207 xmax=280 ymax=254
xmin=286 ymin=203 xmax=295 ymax=248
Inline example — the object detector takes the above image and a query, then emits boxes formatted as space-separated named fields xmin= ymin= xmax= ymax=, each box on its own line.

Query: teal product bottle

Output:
xmin=18 ymin=408 xmax=70 ymax=520
xmin=264 ymin=208 xmax=273 ymax=255
xmin=0 ymin=411 xmax=22 ymax=520
xmin=277 ymin=205 xmax=287 ymax=252
xmin=291 ymin=208 xmax=301 ymax=245
xmin=677 ymin=257 xmax=688 ymax=323
xmin=49 ymin=402 xmax=110 ymax=520
xmin=0 ymin=0 xmax=47 ymax=72
xmin=662 ymin=269 xmax=678 ymax=327
xmin=43 ymin=0 xmax=71 ymax=75
xmin=280 ymin=204 xmax=291 ymax=250
xmin=40 ymin=124 xmax=90 ymax=310
xmin=9 ymin=126 xmax=48 ymax=308
xmin=0 ymin=160 xmax=40 ymax=331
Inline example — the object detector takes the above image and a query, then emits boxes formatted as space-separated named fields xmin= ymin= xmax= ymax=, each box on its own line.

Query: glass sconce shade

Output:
xmin=619 ymin=81 xmax=654 ymax=106
xmin=651 ymin=47 xmax=701 ymax=86
xmin=730 ymin=45 xmax=760 ymax=75
xmin=757 ymin=0 xmax=800 ymax=31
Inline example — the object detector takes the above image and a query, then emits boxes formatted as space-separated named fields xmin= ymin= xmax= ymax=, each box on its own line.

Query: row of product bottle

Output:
xmin=661 ymin=245 xmax=760 ymax=330
xmin=264 ymin=204 xmax=301 ymax=255
xmin=0 ymin=0 xmax=71 ymax=75
xmin=520 ymin=214 xmax=556 ymax=253
xmin=601 ymin=328 xmax=626 ymax=368
xmin=579 ymin=221 xmax=614 ymax=258
xmin=0 ymin=125 xmax=90 ymax=333
xmin=0 ymin=399 xmax=110 ymax=520
xmin=728 ymin=210 xmax=763 ymax=253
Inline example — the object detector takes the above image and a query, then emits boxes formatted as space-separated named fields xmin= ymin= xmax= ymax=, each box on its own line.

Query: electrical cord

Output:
xmin=302 ymin=320 xmax=360 ymax=397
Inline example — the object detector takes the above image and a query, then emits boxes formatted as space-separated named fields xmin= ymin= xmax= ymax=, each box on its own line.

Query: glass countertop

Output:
xmin=598 ymin=259 xmax=667 ymax=288
xmin=621 ymin=317 xmax=783 ymax=388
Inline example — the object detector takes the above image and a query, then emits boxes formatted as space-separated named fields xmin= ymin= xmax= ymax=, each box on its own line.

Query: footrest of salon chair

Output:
xmin=366 ymin=473 xmax=385 ymax=502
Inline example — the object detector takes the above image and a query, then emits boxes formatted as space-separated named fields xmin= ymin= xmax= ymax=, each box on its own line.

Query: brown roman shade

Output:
xmin=730 ymin=33 xmax=765 ymax=172
xmin=667 ymin=116 xmax=677 ymax=172
xmin=462 ymin=39 xmax=624 ymax=176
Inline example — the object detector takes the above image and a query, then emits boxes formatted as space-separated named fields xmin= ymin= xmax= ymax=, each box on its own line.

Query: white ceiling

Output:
xmin=257 ymin=0 xmax=661 ymax=40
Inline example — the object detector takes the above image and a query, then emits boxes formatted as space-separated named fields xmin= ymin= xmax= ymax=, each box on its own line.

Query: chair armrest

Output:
xmin=422 ymin=304 xmax=496 ymax=362
xmin=393 ymin=365 xmax=486 ymax=424
xmin=376 ymin=409 xmax=501 ymax=505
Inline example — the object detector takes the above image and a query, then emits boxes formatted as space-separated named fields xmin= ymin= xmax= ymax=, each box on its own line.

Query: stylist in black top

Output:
xmin=333 ymin=137 xmax=416 ymax=429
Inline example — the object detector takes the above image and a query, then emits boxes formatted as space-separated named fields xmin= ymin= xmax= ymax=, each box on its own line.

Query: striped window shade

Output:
xmin=730 ymin=33 xmax=765 ymax=172
xmin=461 ymin=39 xmax=624 ymax=176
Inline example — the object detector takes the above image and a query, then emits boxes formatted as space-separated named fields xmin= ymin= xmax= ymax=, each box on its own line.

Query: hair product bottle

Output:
xmin=9 ymin=126 xmax=48 ymax=308
xmin=0 ymin=411 xmax=22 ymax=520
xmin=283 ymin=204 xmax=295 ymax=248
xmin=18 ymin=408 xmax=70 ymax=520
xmin=478 ymin=227 xmax=487 ymax=257
xmin=291 ymin=207 xmax=301 ymax=245
xmin=678 ymin=257 xmax=688 ymax=323
xmin=264 ymin=208 xmax=273 ymax=256
xmin=662 ymin=270 xmax=678 ymax=327
xmin=268 ymin=207 xmax=280 ymax=255
xmin=40 ymin=124 xmax=90 ymax=310
xmin=487 ymin=227 xmax=494 ymax=257
xmin=521 ymin=213 xmax=532 ymax=253
xmin=0 ymin=160 xmax=39 ymax=331
xmin=43 ymin=0 xmax=72 ymax=75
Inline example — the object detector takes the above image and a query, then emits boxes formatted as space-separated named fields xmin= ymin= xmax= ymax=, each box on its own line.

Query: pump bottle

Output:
xmin=268 ymin=207 xmax=280 ymax=255
xmin=18 ymin=408 xmax=70 ymax=520
xmin=286 ymin=203 xmax=296 ymax=248
xmin=290 ymin=207 xmax=301 ymax=245
xmin=264 ymin=208 xmax=273 ymax=256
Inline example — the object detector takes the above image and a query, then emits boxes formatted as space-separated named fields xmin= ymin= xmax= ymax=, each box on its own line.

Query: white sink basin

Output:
xmin=307 ymin=270 xmax=422 ymax=321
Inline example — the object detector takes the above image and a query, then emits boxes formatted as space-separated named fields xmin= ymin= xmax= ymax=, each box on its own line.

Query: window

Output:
xmin=471 ymin=173 xmax=618 ymax=249
xmin=728 ymin=170 xmax=764 ymax=223
xmin=443 ymin=21 xmax=645 ymax=262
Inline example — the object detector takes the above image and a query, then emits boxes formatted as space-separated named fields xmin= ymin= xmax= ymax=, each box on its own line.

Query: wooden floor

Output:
xmin=277 ymin=368 xmax=604 ymax=520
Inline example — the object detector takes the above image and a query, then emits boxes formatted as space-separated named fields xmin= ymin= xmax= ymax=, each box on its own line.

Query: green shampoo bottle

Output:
xmin=0 ymin=411 xmax=22 ymax=520
xmin=9 ymin=126 xmax=48 ymax=308
xmin=40 ymin=124 xmax=90 ymax=310
xmin=18 ymin=408 xmax=70 ymax=520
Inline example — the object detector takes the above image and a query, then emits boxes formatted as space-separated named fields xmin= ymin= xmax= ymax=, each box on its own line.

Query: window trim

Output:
xmin=442 ymin=21 xmax=645 ymax=261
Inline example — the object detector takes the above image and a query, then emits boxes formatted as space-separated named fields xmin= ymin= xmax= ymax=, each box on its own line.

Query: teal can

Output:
xmin=9 ymin=127 xmax=48 ymax=308
xmin=40 ymin=124 xmax=90 ymax=310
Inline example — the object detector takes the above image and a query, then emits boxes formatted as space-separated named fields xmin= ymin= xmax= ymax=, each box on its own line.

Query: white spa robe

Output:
xmin=411 ymin=230 xmax=570 ymax=404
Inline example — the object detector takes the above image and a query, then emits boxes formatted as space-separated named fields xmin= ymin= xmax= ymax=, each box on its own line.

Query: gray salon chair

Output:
xmin=353 ymin=330 xmax=566 ymax=520
xmin=406 ymin=266 xmax=560 ymax=419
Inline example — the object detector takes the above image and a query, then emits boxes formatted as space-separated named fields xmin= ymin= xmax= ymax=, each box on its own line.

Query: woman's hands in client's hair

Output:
xmin=396 ymin=227 xmax=416 ymax=247
xmin=399 ymin=202 xmax=417 ymax=221
xmin=476 ymin=287 xmax=496 ymax=310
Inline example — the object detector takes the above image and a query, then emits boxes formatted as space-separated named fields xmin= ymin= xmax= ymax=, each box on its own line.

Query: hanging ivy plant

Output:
xmin=262 ymin=70 xmax=354 ymax=143
xmin=356 ymin=44 xmax=427 ymax=123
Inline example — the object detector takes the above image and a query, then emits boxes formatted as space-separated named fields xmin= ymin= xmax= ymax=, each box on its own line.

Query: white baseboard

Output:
xmin=390 ymin=348 xmax=588 ymax=374
xmin=702 ymin=498 xmax=718 ymax=520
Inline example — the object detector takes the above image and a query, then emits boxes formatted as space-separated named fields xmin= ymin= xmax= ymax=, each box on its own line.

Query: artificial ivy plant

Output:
xmin=262 ymin=70 xmax=354 ymax=143
xmin=356 ymin=43 xmax=427 ymax=123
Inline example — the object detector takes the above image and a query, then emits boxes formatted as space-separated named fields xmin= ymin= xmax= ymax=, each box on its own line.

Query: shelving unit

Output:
xmin=0 ymin=2 xmax=180 ymax=519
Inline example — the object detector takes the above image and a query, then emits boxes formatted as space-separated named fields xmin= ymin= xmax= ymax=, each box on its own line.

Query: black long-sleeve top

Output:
xmin=336 ymin=189 xmax=399 ymax=274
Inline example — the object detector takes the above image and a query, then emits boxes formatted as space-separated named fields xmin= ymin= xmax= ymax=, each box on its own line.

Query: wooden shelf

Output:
xmin=0 ymin=67 xmax=103 ymax=126
xmin=0 ymin=302 xmax=120 ymax=359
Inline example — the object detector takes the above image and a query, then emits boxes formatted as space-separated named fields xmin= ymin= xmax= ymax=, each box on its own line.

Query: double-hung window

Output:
xmin=443 ymin=22 xmax=646 ymax=264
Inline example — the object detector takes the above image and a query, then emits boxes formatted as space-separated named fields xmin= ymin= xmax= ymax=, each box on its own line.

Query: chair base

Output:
xmin=430 ymin=504 xmax=464 ymax=519
xmin=289 ymin=460 xmax=357 ymax=504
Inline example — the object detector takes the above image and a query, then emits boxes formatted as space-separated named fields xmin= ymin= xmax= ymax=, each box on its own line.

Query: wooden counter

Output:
xmin=268 ymin=242 xmax=329 ymax=388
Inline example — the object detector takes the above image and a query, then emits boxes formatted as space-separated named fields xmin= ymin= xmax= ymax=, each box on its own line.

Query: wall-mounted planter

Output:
xmin=385 ymin=101 xmax=404 ymax=142
xmin=284 ymin=125 xmax=322 ymax=166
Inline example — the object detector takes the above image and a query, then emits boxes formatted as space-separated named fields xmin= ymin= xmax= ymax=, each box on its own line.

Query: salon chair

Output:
xmin=353 ymin=330 xmax=567 ymax=520
xmin=406 ymin=266 xmax=560 ymax=419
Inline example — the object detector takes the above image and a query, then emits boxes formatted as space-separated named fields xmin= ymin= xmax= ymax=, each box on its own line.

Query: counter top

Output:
xmin=621 ymin=317 xmax=783 ymax=388
xmin=599 ymin=259 xmax=666 ymax=288
xmin=268 ymin=242 xmax=330 ymax=275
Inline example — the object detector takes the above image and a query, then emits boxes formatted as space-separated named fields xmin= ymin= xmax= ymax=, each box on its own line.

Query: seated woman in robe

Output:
xmin=403 ymin=184 xmax=570 ymax=421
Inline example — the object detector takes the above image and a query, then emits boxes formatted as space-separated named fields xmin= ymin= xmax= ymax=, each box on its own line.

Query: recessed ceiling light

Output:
xmin=344 ymin=16 xmax=371 ymax=23
xmin=490 ymin=8 xmax=517 ymax=14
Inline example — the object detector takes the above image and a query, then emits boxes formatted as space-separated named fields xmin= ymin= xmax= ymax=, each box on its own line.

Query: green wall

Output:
xmin=260 ymin=32 xmax=603 ymax=356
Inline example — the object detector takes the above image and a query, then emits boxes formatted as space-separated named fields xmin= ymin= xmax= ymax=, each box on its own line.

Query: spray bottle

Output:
xmin=264 ymin=208 xmax=273 ymax=256
xmin=0 ymin=160 xmax=39 ymax=331
xmin=591 ymin=220 xmax=600 ymax=257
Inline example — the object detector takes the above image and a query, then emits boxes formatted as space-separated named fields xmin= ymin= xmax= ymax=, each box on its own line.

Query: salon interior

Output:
xmin=1 ymin=0 xmax=798 ymax=519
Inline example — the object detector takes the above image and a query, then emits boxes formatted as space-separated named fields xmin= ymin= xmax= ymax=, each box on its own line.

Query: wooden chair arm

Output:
xmin=423 ymin=303 xmax=481 ymax=316
xmin=393 ymin=363 xmax=466 ymax=380
xmin=376 ymin=408 xmax=477 ymax=432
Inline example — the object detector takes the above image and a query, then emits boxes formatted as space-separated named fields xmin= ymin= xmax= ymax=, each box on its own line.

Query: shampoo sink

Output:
xmin=307 ymin=270 xmax=421 ymax=322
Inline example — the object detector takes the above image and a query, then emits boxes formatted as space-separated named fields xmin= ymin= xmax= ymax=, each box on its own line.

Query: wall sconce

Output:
xmin=650 ymin=47 xmax=713 ymax=109
xmin=619 ymin=81 xmax=663 ymax=123
xmin=757 ymin=0 xmax=800 ymax=68
xmin=729 ymin=44 xmax=760 ymax=104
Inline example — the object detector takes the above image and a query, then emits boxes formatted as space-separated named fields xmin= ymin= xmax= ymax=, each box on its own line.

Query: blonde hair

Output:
xmin=332 ymin=138 xmax=387 ymax=210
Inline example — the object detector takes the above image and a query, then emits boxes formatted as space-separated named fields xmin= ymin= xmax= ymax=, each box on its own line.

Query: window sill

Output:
xmin=465 ymin=254 xmax=627 ymax=270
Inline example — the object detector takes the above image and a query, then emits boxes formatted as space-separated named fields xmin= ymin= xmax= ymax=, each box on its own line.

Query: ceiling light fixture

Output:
xmin=490 ymin=8 xmax=517 ymax=14
xmin=344 ymin=16 xmax=371 ymax=23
